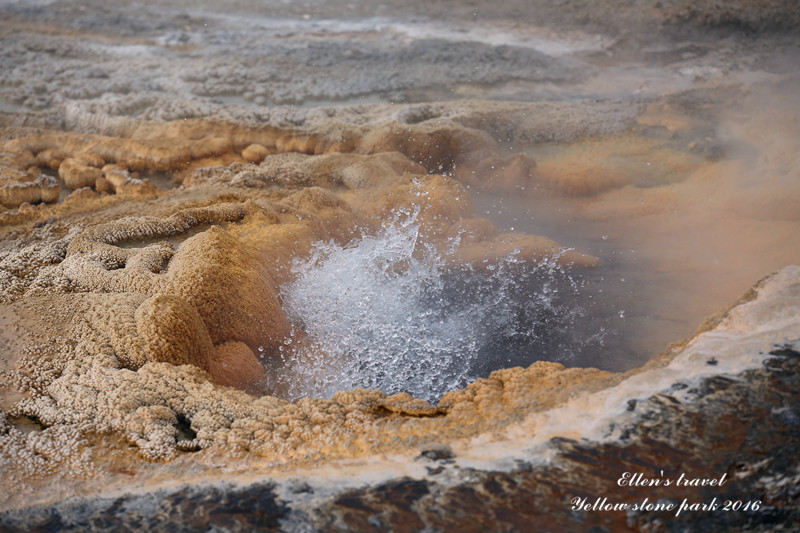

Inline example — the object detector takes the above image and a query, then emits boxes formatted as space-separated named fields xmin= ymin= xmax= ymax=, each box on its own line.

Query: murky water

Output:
xmin=470 ymin=82 xmax=800 ymax=373
xmin=470 ymin=189 xmax=690 ymax=373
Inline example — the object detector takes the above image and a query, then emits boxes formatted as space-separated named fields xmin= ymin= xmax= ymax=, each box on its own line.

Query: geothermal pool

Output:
xmin=1 ymin=1 xmax=799 ymax=531
xmin=264 ymin=83 xmax=800 ymax=403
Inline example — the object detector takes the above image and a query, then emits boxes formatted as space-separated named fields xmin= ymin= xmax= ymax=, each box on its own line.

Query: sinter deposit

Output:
xmin=1 ymin=0 xmax=799 ymax=530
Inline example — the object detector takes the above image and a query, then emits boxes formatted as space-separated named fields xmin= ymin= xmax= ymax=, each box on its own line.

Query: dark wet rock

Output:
xmin=0 ymin=483 xmax=288 ymax=533
xmin=417 ymin=446 xmax=455 ymax=463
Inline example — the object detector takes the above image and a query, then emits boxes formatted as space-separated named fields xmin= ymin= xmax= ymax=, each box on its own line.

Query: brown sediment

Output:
xmin=0 ymin=117 xmax=545 ymax=209
xmin=529 ymin=135 xmax=702 ymax=197
xmin=0 ymin=156 xmax=60 ymax=208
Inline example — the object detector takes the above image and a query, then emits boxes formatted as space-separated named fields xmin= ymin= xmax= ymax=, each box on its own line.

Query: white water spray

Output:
xmin=269 ymin=211 xmax=597 ymax=403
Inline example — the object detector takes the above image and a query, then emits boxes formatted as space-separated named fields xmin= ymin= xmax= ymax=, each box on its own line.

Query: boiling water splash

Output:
xmin=272 ymin=213 xmax=595 ymax=403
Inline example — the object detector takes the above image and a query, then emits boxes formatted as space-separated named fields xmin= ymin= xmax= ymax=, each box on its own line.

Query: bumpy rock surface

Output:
xmin=1 ymin=0 xmax=799 ymax=530
xmin=1 ymin=267 xmax=799 ymax=531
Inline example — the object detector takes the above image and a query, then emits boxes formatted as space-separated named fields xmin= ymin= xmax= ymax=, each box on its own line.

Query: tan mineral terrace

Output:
xmin=1 ymin=0 xmax=800 ymax=530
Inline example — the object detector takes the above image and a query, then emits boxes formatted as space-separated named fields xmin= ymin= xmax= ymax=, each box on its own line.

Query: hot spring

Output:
xmin=263 ymin=209 xmax=606 ymax=403
xmin=2 ymin=3 xmax=800 ymax=527
xmin=255 ymin=79 xmax=800 ymax=404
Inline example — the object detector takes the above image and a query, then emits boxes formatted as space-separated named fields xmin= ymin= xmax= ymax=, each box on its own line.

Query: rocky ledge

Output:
xmin=1 ymin=265 xmax=798 ymax=532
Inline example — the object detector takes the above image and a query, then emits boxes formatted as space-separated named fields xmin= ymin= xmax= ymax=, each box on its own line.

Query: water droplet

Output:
xmin=276 ymin=210 xmax=592 ymax=403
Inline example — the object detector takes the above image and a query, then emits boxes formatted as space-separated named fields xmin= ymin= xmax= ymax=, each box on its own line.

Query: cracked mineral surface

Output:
xmin=1 ymin=0 xmax=799 ymax=531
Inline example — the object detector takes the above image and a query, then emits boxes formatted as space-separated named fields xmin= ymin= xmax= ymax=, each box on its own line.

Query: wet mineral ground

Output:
xmin=1 ymin=0 xmax=800 ymax=531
